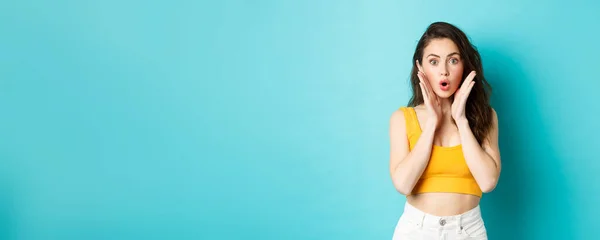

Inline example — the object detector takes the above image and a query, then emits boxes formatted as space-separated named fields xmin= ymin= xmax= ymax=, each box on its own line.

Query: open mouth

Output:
xmin=439 ymin=80 xmax=450 ymax=90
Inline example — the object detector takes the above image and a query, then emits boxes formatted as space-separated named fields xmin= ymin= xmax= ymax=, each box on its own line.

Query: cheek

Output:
xmin=427 ymin=71 xmax=439 ymax=86
xmin=424 ymin=68 xmax=437 ymax=84
xmin=450 ymin=65 xmax=464 ymax=83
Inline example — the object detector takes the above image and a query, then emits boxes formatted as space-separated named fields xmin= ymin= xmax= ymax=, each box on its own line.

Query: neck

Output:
xmin=439 ymin=98 xmax=453 ymax=121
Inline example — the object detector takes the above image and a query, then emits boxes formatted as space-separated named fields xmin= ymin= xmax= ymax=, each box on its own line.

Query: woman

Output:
xmin=389 ymin=22 xmax=501 ymax=240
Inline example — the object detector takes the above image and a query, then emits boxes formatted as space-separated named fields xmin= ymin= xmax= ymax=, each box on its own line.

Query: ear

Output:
xmin=415 ymin=60 xmax=424 ymax=73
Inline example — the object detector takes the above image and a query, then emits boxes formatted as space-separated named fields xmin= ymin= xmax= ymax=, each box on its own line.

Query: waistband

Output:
xmin=401 ymin=201 xmax=482 ymax=231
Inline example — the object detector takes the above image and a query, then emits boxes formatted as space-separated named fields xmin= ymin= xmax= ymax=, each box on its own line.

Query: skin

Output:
xmin=389 ymin=38 xmax=502 ymax=216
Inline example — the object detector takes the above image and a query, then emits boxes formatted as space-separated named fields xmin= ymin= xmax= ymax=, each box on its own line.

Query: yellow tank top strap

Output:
xmin=399 ymin=107 xmax=422 ymax=137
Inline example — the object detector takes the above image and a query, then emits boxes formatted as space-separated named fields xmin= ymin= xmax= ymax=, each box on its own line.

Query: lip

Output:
xmin=439 ymin=79 xmax=450 ymax=91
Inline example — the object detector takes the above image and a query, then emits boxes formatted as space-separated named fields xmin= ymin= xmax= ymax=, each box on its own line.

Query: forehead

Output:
xmin=423 ymin=38 xmax=460 ymax=56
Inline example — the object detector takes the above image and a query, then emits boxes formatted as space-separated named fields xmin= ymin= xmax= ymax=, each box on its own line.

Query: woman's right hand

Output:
xmin=416 ymin=60 xmax=442 ymax=130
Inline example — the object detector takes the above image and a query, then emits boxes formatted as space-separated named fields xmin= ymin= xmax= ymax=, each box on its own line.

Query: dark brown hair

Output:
xmin=408 ymin=22 xmax=493 ymax=145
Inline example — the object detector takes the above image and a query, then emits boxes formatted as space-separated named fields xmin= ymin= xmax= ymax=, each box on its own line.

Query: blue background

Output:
xmin=1 ymin=0 xmax=598 ymax=239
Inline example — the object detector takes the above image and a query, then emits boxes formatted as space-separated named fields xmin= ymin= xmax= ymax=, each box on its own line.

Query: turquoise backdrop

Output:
xmin=1 ymin=0 xmax=598 ymax=239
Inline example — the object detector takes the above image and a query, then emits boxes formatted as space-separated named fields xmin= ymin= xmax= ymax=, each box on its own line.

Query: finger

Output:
xmin=461 ymin=81 xmax=476 ymax=104
xmin=418 ymin=71 xmax=433 ymax=97
xmin=425 ymin=77 xmax=437 ymax=105
xmin=419 ymin=82 xmax=427 ymax=99
xmin=428 ymin=85 xmax=438 ymax=106
xmin=419 ymin=82 xmax=430 ymax=105
xmin=457 ymin=71 xmax=476 ymax=100
xmin=419 ymin=71 xmax=439 ymax=107
xmin=460 ymin=71 xmax=476 ymax=90
xmin=417 ymin=71 xmax=425 ymax=84
xmin=464 ymin=81 xmax=476 ymax=99
xmin=417 ymin=72 xmax=431 ymax=99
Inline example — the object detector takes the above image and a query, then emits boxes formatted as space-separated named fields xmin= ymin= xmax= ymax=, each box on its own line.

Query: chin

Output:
xmin=435 ymin=91 xmax=454 ymax=99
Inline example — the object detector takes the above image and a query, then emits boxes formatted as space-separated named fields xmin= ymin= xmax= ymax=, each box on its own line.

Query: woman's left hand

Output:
xmin=451 ymin=71 xmax=477 ymax=123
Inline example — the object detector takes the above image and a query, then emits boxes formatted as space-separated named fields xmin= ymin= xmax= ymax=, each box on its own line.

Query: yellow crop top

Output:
xmin=400 ymin=107 xmax=483 ymax=198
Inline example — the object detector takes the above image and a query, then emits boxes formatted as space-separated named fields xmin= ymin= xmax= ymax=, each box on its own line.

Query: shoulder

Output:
xmin=485 ymin=107 xmax=499 ymax=141
xmin=390 ymin=107 xmax=409 ymax=129
xmin=389 ymin=107 xmax=409 ymax=140
xmin=490 ymin=107 xmax=498 ymax=125
xmin=390 ymin=107 xmax=407 ymax=122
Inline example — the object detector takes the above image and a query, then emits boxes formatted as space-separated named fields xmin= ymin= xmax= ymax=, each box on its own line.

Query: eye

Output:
xmin=429 ymin=59 xmax=438 ymax=65
xmin=450 ymin=58 xmax=459 ymax=64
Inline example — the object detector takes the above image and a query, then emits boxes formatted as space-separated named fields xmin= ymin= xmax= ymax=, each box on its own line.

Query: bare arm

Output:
xmin=389 ymin=110 xmax=437 ymax=195
xmin=456 ymin=108 xmax=502 ymax=192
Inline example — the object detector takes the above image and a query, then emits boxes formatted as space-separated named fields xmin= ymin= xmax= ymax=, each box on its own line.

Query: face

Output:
xmin=417 ymin=38 xmax=464 ymax=99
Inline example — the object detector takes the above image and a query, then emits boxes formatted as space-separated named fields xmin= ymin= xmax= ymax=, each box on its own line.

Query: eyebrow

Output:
xmin=426 ymin=52 xmax=460 ymax=58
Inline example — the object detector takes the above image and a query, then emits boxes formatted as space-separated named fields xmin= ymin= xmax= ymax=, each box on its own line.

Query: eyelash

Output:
xmin=429 ymin=58 xmax=460 ymax=65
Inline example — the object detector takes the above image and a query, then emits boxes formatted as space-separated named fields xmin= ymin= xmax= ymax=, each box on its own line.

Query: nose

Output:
xmin=440 ymin=64 xmax=449 ymax=76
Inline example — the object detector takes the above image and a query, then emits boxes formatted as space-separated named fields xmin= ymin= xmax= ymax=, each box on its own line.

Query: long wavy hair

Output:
xmin=408 ymin=22 xmax=493 ymax=145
